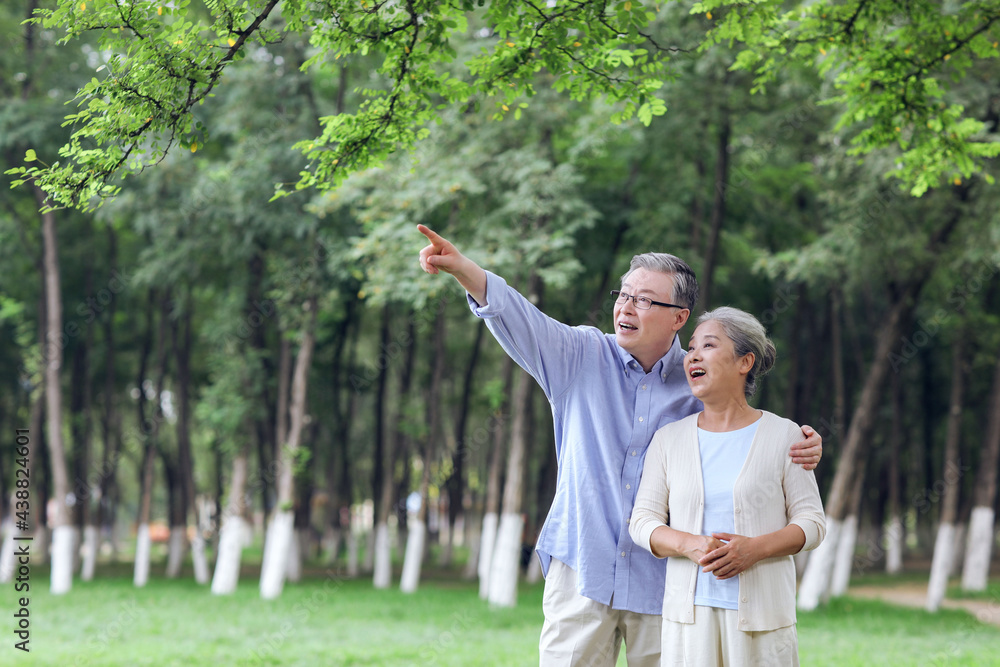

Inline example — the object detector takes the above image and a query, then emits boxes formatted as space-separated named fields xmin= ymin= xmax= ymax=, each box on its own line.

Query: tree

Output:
xmin=702 ymin=0 xmax=1000 ymax=195
xmin=10 ymin=0 xmax=1000 ymax=215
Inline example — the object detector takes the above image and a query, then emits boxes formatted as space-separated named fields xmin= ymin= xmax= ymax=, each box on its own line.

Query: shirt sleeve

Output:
xmin=781 ymin=424 xmax=827 ymax=552
xmin=629 ymin=430 xmax=671 ymax=556
xmin=468 ymin=270 xmax=592 ymax=400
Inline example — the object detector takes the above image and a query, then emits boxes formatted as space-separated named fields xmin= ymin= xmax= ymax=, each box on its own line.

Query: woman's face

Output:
xmin=684 ymin=320 xmax=754 ymax=402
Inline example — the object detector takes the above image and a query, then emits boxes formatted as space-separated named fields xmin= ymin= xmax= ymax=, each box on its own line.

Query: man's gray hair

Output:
xmin=698 ymin=307 xmax=777 ymax=398
xmin=621 ymin=253 xmax=699 ymax=311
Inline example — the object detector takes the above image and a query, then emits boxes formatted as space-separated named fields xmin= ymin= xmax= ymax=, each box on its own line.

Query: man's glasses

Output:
xmin=611 ymin=290 xmax=685 ymax=311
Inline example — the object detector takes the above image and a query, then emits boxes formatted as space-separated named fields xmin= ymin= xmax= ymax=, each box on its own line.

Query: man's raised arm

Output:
xmin=417 ymin=224 xmax=488 ymax=305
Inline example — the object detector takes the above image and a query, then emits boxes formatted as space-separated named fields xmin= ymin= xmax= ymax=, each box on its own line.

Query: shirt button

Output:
xmin=740 ymin=618 xmax=746 ymax=625
xmin=625 ymin=517 xmax=631 ymax=524
xmin=638 ymin=416 xmax=644 ymax=422
xmin=735 ymin=507 xmax=741 ymax=514
xmin=621 ymin=551 xmax=626 ymax=557
xmin=661 ymin=373 xmax=666 ymax=379
xmin=626 ymin=484 xmax=631 ymax=490
xmin=642 ymin=384 xmax=647 ymax=390
xmin=742 ymin=596 xmax=748 ymax=603
xmin=631 ymin=450 xmax=637 ymax=456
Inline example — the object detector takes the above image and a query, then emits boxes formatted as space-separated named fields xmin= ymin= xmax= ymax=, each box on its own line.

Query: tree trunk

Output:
xmin=270 ymin=333 xmax=292 ymax=535
xmin=885 ymin=370 xmax=904 ymax=574
xmin=489 ymin=274 xmax=542 ymax=608
xmin=248 ymin=253 xmax=277 ymax=525
xmin=40 ymin=199 xmax=73 ymax=595
xmin=173 ymin=298 xmax=209 ymax=583
xmin=163 ymin=451 xmax=186 ymax=578
xmin=372 ymin=306 xmax=392 ymax=589
xmin=799 ymin=194 xmax=966 ymax=611
xmin=798 ymin=283 xmax=923 ymax=609
xmin=401 ymin=299 xmax=448 ymax=594
xmin=70 ymin=249 xmax=94 ymax=576
xmin=211 ymin=443 xmax=250 ymax=595
xmin=96 ymin=225 xmax=121 ymax=570
xmin=289 ymin=421 xmax=319 ymax=582
xmin=783 ymin=284 xmax=807 ymax=422
xmin=479 ymin=357 xmax=514 ymax=599
xmin=135 ymin=291 xmax=170 ymax=588
xmin=442 ymin=322 xmax=485 ymax=567
xmin=927 ymin=339 xmax=966 ymax=611
xmin=830 ymin=465 xmax=866 ymax=596
xmin=260 ymin=296 xmax=318 ymax=599
xmin=961 ymin=350 xmax=1000 ymax=591
xmin=463 ymin=508 xmax=482 ymax=580
xmin=323 ymin=302 xmax=355 ymax=567
xmin=696 ymin=104 xmax=732 ymax=313
xmin=488 ymin=364 xmax=533 ymax=608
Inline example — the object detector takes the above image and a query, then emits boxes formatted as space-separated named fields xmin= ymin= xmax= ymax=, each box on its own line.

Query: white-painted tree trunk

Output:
xmin=0 ymin=520 xmax=15 ymax=583
xmin=487 ymin=513 xmax=524 ymax=608
xmin=51 ymin=525 xmax=74 ymax=594
xmin=346 ymin=531 xmax=359 ymax=576
xmin=285 ymin=527 xmax=302 ymax=583
xmin=133 ymin=524 xmax=151 ymax=588
xmin=885 ymin=514 xmax=904 ymax=574
xmin=798 ymin=519 xmax=841 ymax=610
xmin=463 ymin=515 xmax=481 ymax=580
xmin=478 ymin=512 xmax=498 ymax=600
xmin=961 ymin=506 xmax=995 ymax=592
xmin=400 ymin=519 xmax=426 ymax=593
xmin=830 ymin=515 xmax=858 ymax=597
xmin=373 ymin=522 xmax=392 ymax=589
xmin=80 ymin=525 xmax=99 ymax=581
xmin=165 ymin=527 xmax=186 ymax=578
xmin=211 ymin=516 xmax=246 ymax=595
xmin=259 ymin=510 xmax=294 ymax=599
xmin=950 ymin=523 xmax=966 ymax=578
xmin=191 ymin=532 xmax=209 ymax=584
xmin=926 ymin=522 xmax=956 ymax=612
xmin=526 ymin=550 xmax=542 ymax=584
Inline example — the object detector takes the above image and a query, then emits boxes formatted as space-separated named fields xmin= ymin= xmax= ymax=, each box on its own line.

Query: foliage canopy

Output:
xmin=6 ymin=0 xmax=1000 ymax=209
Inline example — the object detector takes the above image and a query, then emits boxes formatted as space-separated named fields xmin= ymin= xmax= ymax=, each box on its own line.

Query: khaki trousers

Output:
xmin=661 ymin=605 xmax=799 ymax=667
xmin=539 ymin=559 xmax=661 ymax=667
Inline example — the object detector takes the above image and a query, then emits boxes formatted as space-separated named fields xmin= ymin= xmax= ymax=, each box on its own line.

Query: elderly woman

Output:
xmin=629 ymin=307 xmax=825 ymax=666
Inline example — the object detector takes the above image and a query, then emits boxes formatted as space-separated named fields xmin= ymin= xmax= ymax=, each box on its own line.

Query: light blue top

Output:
xmin=694 ymin=420 xmax=759 ymax=610
xmin=469 ymin=271 xmax=701 ymax=615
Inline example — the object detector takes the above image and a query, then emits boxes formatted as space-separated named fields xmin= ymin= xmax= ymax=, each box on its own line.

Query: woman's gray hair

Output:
xmin=698 ymin=307 xmax=777 ymax=398
xmin=621 ymin=253 xmax=699 ymax=311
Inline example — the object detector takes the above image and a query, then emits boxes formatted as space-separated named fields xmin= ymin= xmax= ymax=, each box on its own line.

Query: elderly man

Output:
xmin=417 ymin=225 xmax=822 ymax=666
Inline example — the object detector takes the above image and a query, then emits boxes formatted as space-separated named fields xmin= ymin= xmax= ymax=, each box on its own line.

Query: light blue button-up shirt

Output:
xmin=469 ymin=271 xmax=702 ymax=615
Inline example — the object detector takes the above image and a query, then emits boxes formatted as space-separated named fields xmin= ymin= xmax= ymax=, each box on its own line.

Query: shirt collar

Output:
xmin=616 ymin=334 xmax=684 ymax=383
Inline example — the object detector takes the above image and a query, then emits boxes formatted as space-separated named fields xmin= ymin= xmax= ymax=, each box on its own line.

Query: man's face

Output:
xmin=613 ymin=268 xmax=685 ymax=366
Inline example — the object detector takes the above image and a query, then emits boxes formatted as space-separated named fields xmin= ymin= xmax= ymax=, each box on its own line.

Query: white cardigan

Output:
xmin=629 ymin=411 xmax=825 ymax=632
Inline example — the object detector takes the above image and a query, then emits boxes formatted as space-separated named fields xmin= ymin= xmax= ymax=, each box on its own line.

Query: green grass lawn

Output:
xmin=2 ymin=564 xmax=998 ymax=666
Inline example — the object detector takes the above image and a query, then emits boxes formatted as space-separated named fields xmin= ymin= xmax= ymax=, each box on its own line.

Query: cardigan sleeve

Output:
xmin=781 ymin=422 xmax=827 ymax=552
xmin=629 ymin=428 xmax=671 ymax=556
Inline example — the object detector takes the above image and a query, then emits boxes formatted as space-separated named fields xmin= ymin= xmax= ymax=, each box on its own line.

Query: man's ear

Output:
xmin=673 ymin=308 xmax=691 ymax=332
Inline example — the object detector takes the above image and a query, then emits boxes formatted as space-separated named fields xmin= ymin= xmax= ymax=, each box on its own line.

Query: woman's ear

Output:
xmin=738 ymin=352 xmax=755 ymax=376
